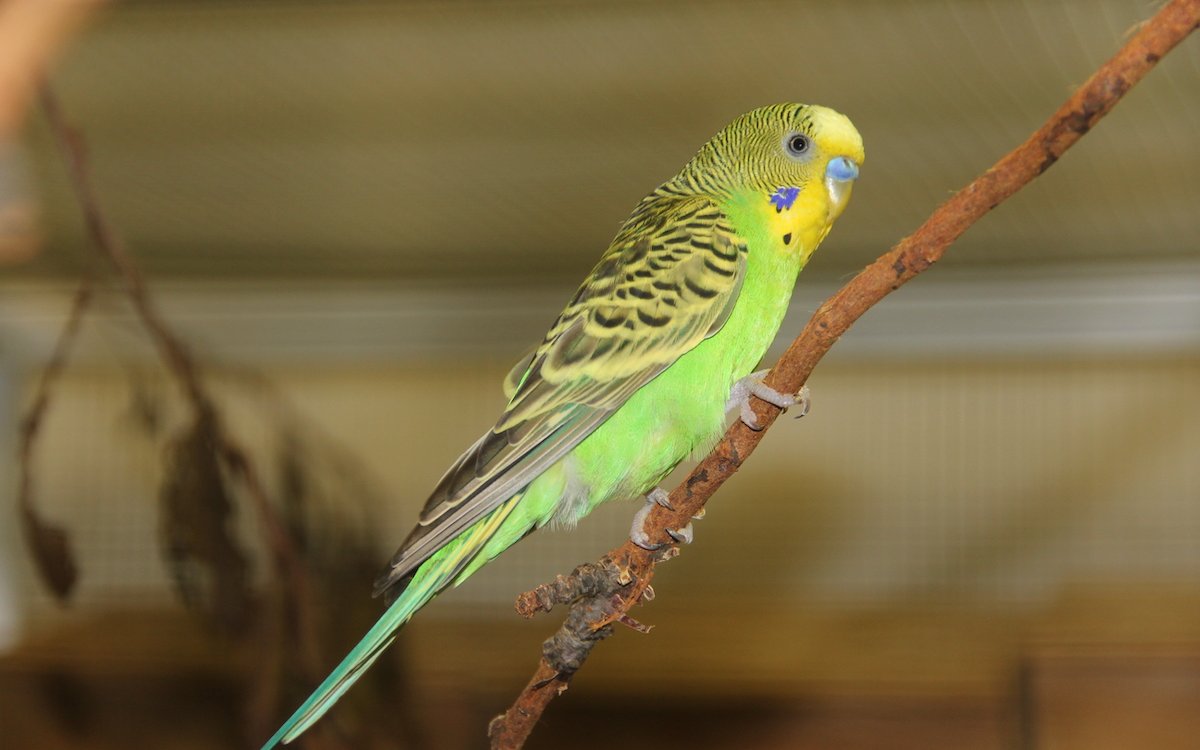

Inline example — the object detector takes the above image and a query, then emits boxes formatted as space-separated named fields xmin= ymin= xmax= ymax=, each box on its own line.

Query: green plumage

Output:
xmin=263 ymin=103 xmax=864 ymax=748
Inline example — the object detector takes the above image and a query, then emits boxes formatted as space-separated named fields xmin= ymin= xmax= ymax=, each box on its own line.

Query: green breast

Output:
xmin=568 ymin=198 xmax=806 ymax=511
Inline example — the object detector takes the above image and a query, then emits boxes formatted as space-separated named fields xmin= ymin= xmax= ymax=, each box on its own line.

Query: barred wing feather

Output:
xmin=373 ymin=196 xmax=748 ymax=598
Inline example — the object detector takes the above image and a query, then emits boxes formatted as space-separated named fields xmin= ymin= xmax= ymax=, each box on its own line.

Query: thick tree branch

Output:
xmin=489 ymin=1 xmax=1200 ymax=747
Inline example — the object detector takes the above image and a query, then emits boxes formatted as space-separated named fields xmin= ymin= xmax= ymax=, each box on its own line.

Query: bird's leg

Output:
xmin=630 ymin=488 xmax=697 ymax=550
xmin=727 ymin=369 xmax=811 ymax=431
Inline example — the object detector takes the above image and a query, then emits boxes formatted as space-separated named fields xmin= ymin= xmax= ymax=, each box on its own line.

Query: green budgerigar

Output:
xmin=263 ymin=102 xmax=863 ymax=747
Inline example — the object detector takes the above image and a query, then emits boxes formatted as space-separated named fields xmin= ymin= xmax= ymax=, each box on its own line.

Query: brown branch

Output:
xmin=489 ymin=1 xmax=1200 ymax=747
xmin=37 ymin=87 xmax=325 ymax=680
xmin=39 ymin=88 xmax=212 ymax=412
xmin=16 ymin=272 xmax=94 ymax=598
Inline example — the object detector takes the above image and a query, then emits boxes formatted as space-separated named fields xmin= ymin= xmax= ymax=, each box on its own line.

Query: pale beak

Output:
xmin=824 ymin=156 xmax=859 ymax=220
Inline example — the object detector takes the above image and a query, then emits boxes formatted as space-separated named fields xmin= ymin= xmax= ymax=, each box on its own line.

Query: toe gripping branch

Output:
xmin=731 ymin=370 xmax=811 ymax=431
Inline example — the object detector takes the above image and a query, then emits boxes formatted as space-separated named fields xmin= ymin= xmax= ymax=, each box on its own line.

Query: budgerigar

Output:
xmin=263 ymin=103 xmax=863 ymax=747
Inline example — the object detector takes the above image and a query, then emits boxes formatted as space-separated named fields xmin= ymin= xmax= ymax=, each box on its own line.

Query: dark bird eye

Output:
xmin=786 ymin=133 xmax=811 ymax=157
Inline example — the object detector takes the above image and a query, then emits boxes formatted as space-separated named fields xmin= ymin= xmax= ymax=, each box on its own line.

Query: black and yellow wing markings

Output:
xmin=374 ymin=195 xmax=749 ymax=599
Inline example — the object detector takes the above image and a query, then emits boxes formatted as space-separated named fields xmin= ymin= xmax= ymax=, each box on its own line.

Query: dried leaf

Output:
xmin=124 ymin=376 xmax=165 ymax=438
xmin=18 ymin=503 xmax=77 ymax=600
xmin=277 ymin=430 xmax=309 ymax=553
xmin=159 ymin=415 xmax=252 ymax=634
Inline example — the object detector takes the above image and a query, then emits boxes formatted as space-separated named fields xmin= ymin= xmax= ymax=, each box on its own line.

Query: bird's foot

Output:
xmin=629 ymin=496 xmax=659 ymax=550
xmin=727 ymin=369 xmax=811 ymax=430
xmin=629 ymin=488 xmax=697 ymax=550
xmin=666 ymin=523 xmax=693 ymax=545
xmin=647 ymin=486 xmax=673 ymax=510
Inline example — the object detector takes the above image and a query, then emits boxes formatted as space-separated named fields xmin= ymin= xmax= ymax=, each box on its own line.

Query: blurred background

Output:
xmin=1 ymin=1 xmax=1199 ymax=748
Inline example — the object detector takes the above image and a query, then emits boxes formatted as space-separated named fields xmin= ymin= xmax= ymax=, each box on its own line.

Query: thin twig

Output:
xmin=16 ymin=271 xmax=94 ymax=598
xmin=37 ymin=85 xmax=325 ymax=681
xmin=39 ymin=88 xmax=209 ymax=410
xmin=489 ymin=1 xmax=1200 ymax=747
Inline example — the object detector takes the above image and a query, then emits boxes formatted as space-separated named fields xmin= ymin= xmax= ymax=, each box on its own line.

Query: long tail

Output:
xmin=261 ymin=495 xmax=522 ymax=748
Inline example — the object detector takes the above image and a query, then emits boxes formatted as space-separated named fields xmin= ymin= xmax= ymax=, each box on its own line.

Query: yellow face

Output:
xmin=730 ymin=104 xmax=864 ymax=260
xmin=682 ymin=103 xmax=864 ymax=258
xmin=764 ymin=186 xmax=834 ymax=264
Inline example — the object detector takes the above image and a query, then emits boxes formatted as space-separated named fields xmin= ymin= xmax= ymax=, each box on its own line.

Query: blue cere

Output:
xmin=826 ymin=156 xmax=859 ymax=182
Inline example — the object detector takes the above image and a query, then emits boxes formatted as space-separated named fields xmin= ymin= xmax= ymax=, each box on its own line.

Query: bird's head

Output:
xmin=679 ymin=103 xmax=864 ymax=226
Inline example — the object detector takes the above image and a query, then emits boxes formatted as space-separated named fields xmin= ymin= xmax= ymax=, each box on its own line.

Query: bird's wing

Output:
xmin=501 ymin=346 xmax=536 ymax=401
xmin=374 ymin=195 xmax=748 ymax=596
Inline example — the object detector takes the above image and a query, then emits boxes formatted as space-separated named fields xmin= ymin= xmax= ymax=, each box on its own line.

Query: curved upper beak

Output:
xmin=824 ymin=156 xmax=859 ymax=220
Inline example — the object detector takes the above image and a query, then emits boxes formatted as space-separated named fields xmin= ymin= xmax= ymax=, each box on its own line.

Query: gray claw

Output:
xmin=630 ymin=497 xmax=663 ymax=550
xmin=666 ymin=523 xmax=694 ymax=545
xmin=793 ymin=384 xmax=811 ymax=418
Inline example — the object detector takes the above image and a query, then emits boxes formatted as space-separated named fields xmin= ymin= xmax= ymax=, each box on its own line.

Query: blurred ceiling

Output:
xmin=13 ymin=0 xmax=1200 ymax=282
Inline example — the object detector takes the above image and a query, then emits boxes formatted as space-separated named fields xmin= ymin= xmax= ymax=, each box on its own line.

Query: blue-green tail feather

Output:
xmin=261 ymin=492 xmax=526 ymax=749
xmin=260 ymin=581 xmax=436 ymax=749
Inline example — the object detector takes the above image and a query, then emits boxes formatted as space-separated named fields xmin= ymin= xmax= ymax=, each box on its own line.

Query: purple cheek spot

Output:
xmin=769 ymin=186 xmax=800 ymax=212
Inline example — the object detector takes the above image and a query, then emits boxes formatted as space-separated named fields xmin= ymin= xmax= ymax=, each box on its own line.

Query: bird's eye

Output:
xmin=785 ymin=133 xmax=811 ymax=157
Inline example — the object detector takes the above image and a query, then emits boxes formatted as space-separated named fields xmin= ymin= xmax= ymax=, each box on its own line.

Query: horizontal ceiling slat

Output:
xmin=15 ymin=0 xmax=1200 ymax=280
